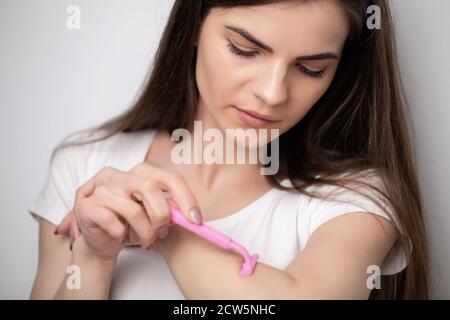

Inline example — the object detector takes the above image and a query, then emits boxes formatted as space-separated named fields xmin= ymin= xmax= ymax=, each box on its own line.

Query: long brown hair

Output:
xmin=52 ymin=0 xmax=429 ymax=299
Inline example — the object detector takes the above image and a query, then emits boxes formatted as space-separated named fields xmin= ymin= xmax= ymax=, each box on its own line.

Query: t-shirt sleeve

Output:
xmin=304 ymin=170 xmax=411 ymax=275
xmin=28 ymin=143 xmax=83 ymax=226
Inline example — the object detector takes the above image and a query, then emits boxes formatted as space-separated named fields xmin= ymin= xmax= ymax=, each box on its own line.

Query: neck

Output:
xmin=166 ymin=105 xmax=272 ymax=191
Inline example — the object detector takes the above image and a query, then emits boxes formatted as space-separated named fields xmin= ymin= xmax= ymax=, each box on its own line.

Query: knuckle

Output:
xmin=142 ymin=179 xmax=158 ymax=192
xmin=168 ymin=171 xmax=184 ymax=183
xmin=100 ymin=166 xmax=116 ymax=175
xmin=93 ymin=185 xmax=108 ymax=198
xmin=100 ymin=213 xmax=115 ymax=227
xmin=130 ymin=163 xmax=147 ymax=175
xmin=75 ymin=186 xmax=85 ymax=200
xmin=99 ymin=166 xmax=118 ymax=181
xmin=105 ymin=171 xmax=121 ymax=186
xmin=167 ymin=172 xmax=186 ymax=190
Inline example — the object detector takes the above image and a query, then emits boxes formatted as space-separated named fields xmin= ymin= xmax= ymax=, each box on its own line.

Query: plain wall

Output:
xmin=0 ymin=0 xmax=448 ymax=299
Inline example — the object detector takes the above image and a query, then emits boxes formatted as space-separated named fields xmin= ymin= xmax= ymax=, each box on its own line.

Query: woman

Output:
xmin=28 ymin=0 xmax=429 ymax=299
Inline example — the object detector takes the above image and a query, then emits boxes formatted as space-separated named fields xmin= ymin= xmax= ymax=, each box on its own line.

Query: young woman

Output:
xmin=28 ymin=0 xmax=429 ymax=299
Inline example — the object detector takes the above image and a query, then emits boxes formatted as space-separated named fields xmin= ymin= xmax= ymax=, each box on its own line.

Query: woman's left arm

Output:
xmin=158 ymin=211 xmax=398 ymax=300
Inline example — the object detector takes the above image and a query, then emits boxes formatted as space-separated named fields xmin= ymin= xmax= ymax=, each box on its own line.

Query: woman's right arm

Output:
xmin=30 ymin=218 xmax=116 ymax=300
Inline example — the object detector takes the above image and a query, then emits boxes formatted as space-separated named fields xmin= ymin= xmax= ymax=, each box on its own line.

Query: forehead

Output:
xmin=208 ymin=1 xmax=350 ymax=55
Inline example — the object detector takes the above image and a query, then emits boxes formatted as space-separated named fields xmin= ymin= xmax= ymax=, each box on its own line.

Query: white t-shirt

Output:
xmin=28 ymin=128 xmax=410 ymax=299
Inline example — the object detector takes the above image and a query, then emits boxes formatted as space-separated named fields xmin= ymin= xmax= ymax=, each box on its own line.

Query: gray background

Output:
xmin=0 ymin=0 xmax=449 ymax=299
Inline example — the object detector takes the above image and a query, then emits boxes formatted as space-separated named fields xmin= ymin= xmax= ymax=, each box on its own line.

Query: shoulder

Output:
xmin=297 ymin=168 xmax=399 ymax=233
xmin=288 ymin=169 xmax=410 ymax=275
xmin=52 ymin=128 xmax=156 ymax=182
xmin=284 ymin=209 xmax=398 ymax=298
xmin=28 ymin=128 xmax=156 ymax=226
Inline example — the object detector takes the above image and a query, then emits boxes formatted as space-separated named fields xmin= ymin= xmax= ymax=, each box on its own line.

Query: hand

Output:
xmin=55 ymin=164 xmax=203 ymax=261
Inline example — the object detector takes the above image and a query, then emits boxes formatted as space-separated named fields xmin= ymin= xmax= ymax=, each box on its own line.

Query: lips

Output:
xmin=233 ymin=106 xmax=280 ymax=129
xmin=233 ymin=106 xmax=279 ymax=122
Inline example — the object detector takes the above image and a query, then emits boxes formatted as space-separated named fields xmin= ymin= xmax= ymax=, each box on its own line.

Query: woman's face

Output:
xmin=195 ymin=0 xmax=350 ymax=141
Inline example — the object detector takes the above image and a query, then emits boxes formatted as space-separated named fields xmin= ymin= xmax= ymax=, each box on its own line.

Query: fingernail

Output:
xmin=190 ymin=208 xmax=203 ymax=224
xmin=157 ymin=227 xmax=168 ymax=239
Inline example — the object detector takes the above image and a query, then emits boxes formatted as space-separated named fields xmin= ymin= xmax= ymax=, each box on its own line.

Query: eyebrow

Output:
xmin=224 ymin=24 xmax=338 ymax=61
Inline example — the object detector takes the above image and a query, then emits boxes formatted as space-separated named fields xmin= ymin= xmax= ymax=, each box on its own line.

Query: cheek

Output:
xmin=283 ymin=79 xmax=333 ymax=128
xmin=295 ymin=60 xmax=338 ymax=107
xmin=195 ymin=39 xmax=238 ymax=109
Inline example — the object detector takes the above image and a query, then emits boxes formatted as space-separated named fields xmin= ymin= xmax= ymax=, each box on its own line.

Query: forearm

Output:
xmin=53 ymin=238 xmax=116 ymax=300
xmin=158 ymin=226 xmax=300 ymax=300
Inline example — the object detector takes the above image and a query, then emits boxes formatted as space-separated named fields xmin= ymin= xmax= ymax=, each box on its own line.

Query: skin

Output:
xmin=30 ymin=0 xmax=399 ymax=299
xmin=146 ymin=0 xmax=350 ymax=221
xmin=193 ymin=0 xmax=347 ymax=187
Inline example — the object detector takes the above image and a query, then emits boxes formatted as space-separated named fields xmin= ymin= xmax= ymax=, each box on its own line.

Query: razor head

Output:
xmin=240 ymin=254 xmax=259 ymax=276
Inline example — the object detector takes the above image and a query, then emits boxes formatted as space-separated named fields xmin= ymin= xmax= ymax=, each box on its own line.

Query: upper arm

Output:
xmin=30 ymin=217 xmax=72 ymax=300
xmin=285 ymin=211 xmax=398 ymax=299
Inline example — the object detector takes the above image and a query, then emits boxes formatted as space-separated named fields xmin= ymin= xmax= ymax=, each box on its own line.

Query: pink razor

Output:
xmin=169 ymin=207 xmax=259 ymax=276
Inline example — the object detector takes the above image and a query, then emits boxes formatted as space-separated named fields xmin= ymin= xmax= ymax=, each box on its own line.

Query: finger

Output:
xmin=70 ymin=232 xmax=74 ymax=251
xmin=106 ymin=172 xmax=172 ymax=228
xmin=70 ymin=219 xmax=79 ymax=250
xmin=127 ymin=227 xmax=139 ymax=246
xmin=75 ymin=166 xmax=121 ymax=203
xmin=166 ymin=199 xmax=178 ymax=226
xmin=80 ymin=200 xmax=127 ymax=244
xmin=72 ymin=217 xmax=82 ymax=241
xmin=167 ymin=198 xmax=179 ymax=210
xmin=146 ymin=242 xmax=158 ymax=251
xmin=157 ymin=226 xmax=169 ymax=239
xmin=133 ymin=187 xmax=171 ymax=230
xmin=55 ymin=210 xmax=74 ymax=235
xmin=129 ymin=164 xmax=203 ymax=224
xmin=94 ymin=185 xmax=156 ymax=248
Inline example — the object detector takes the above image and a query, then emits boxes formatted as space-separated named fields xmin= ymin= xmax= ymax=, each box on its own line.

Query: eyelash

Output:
xmin=226 ymin=41 xmax=326 ymax=79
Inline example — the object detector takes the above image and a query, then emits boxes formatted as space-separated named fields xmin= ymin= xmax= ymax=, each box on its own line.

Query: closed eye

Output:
xmin=226 ymin=40 xmax=326 ymax=79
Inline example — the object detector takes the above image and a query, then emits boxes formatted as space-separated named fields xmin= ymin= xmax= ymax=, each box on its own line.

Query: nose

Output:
xmin=252 ymin=59 xmax=289 ymax=107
